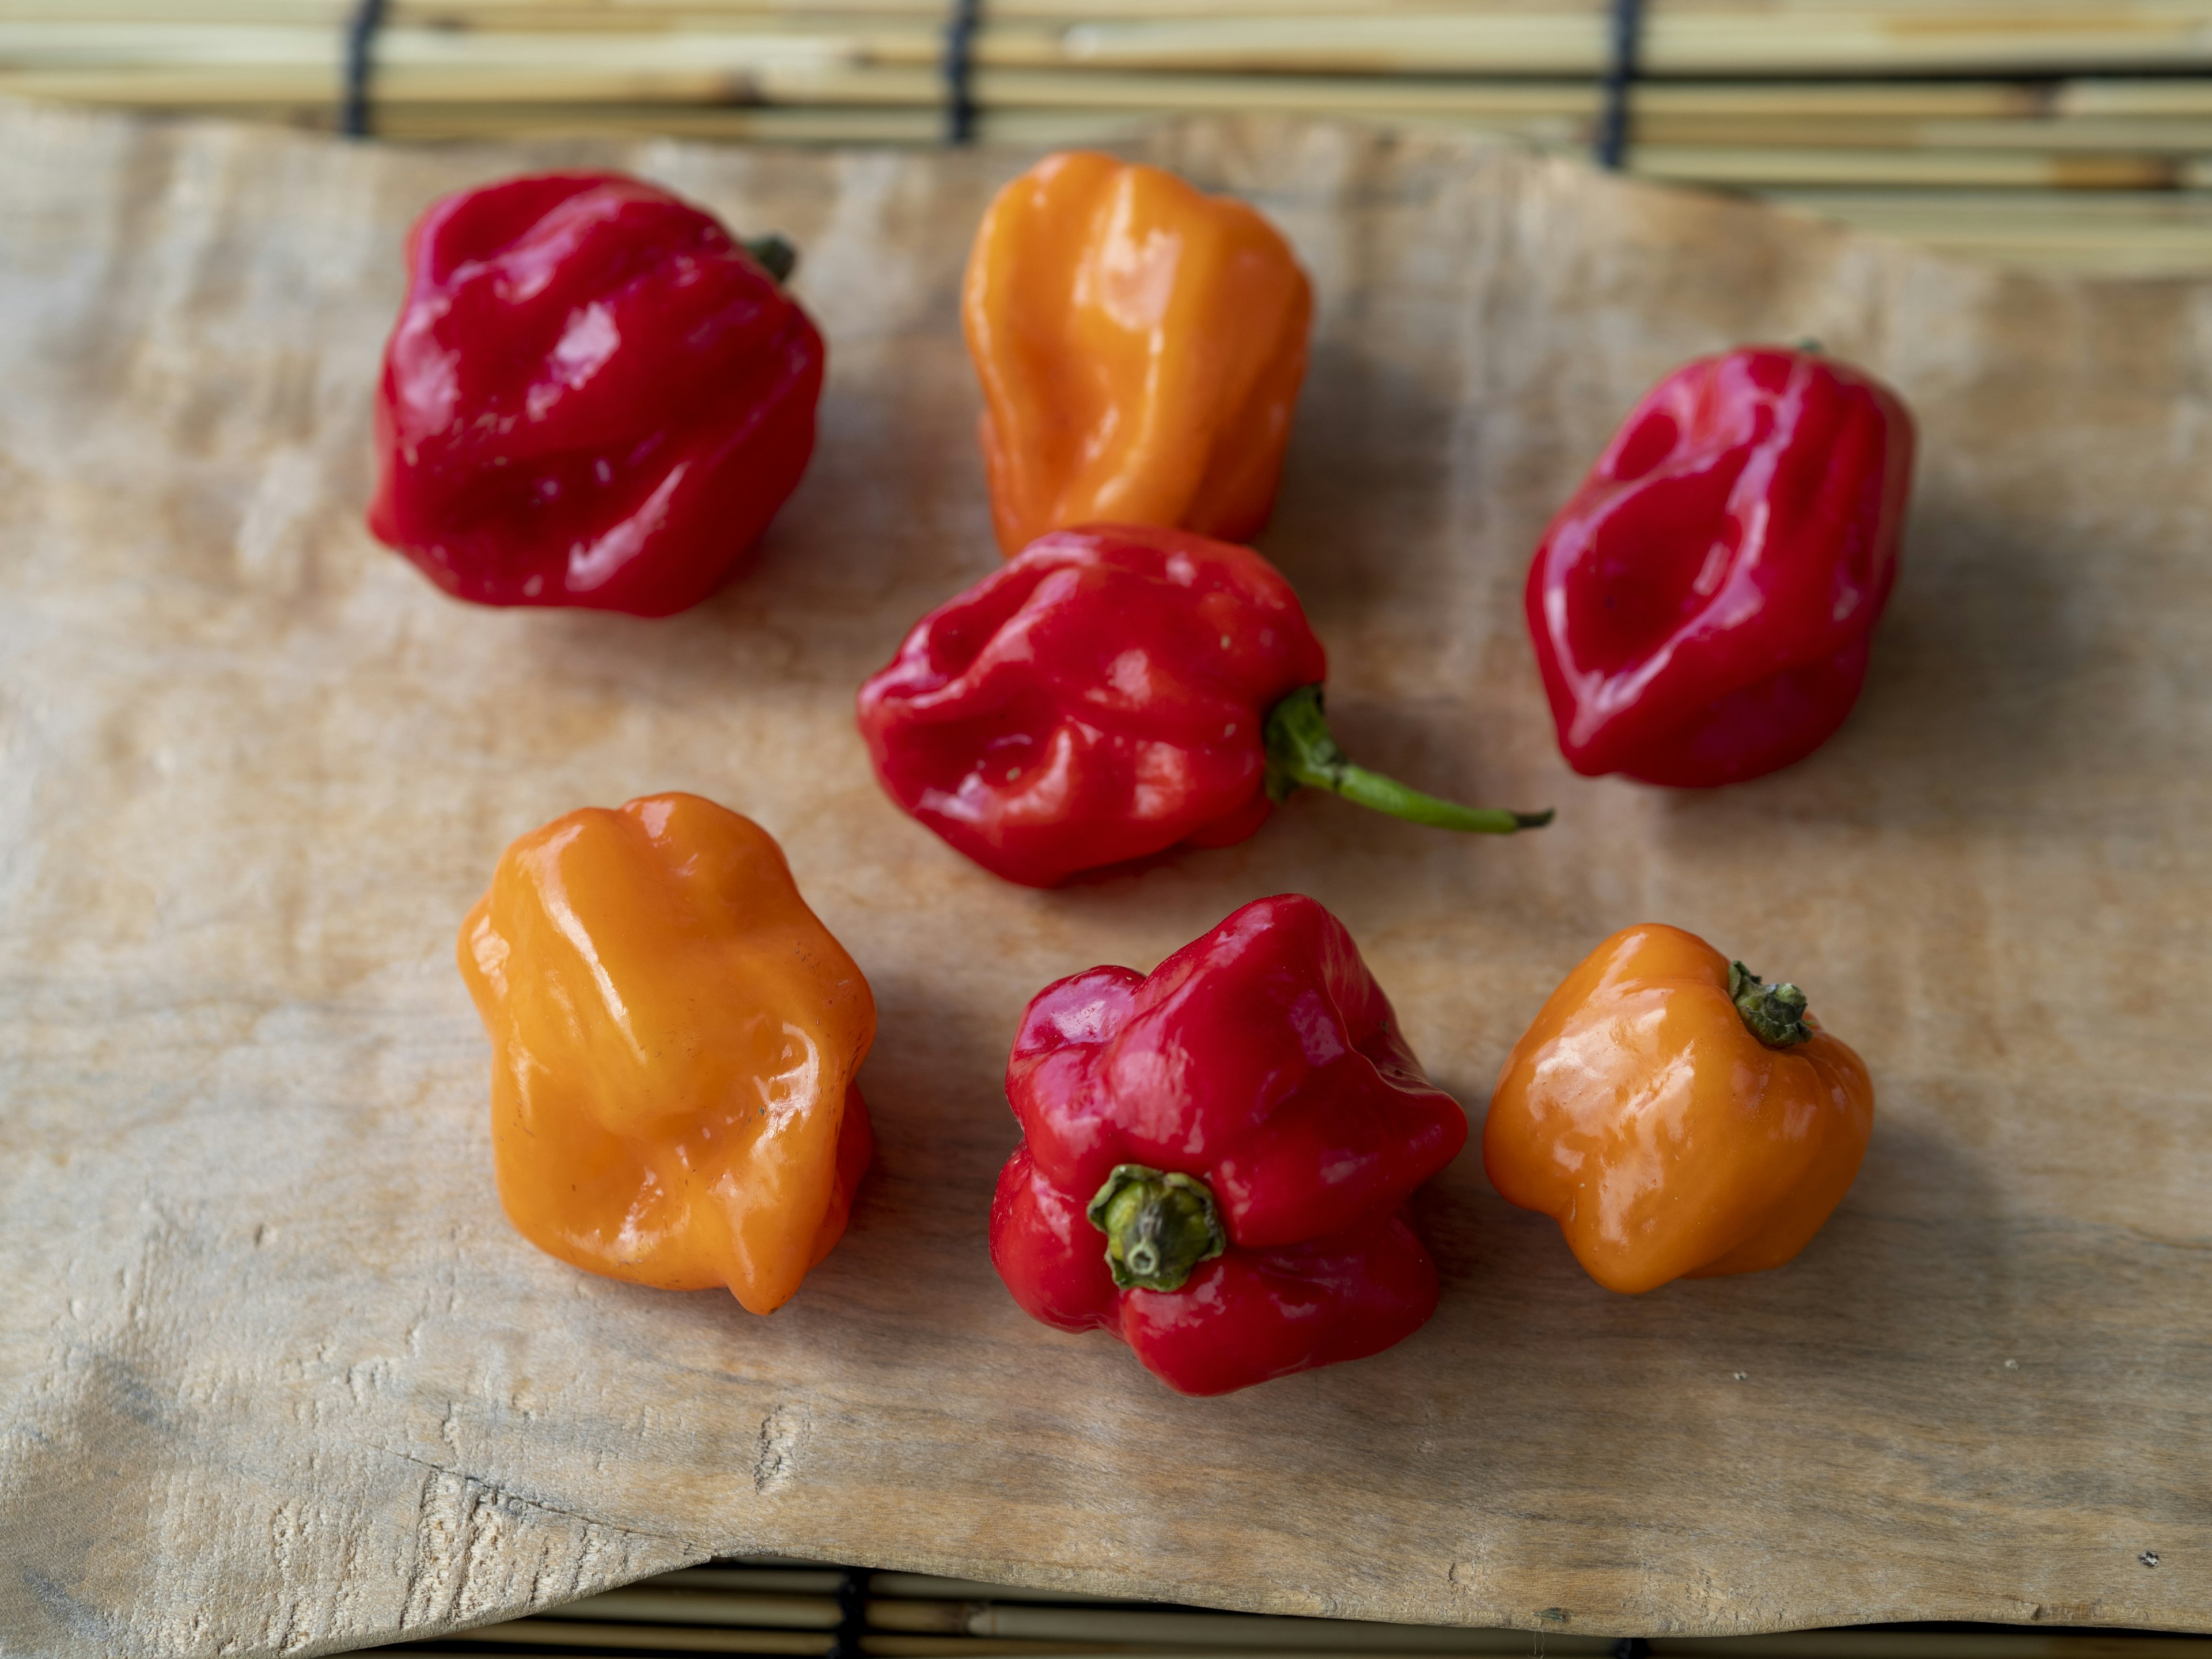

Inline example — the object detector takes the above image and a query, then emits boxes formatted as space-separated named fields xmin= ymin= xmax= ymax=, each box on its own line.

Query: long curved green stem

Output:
xmin=1262 ymin=685 xmax=1552 ymax=836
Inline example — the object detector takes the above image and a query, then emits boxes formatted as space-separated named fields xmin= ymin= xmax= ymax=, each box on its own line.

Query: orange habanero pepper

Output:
xmin=1483 ymin=924 xmax=1873 ymax=1294
xmin=963 ymin=150 xmax=1313 ymax=557
xmin=458 ymin=792 xmax=874 ymax=1315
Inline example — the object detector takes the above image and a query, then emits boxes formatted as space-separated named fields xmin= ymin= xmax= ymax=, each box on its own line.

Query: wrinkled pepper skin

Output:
xmin=990 ymin=895 xmax=1463 ymax=1395
xmin=1483 ymin=923 xmax=1874 ymax=1294
xmin=965 ymin=151 xmax=1312 ymax=556
xmin=1527 ymin=347 xmax=1914 ymax=786
xmin=856 ymin=525 xmax=1328 ymax=887
xmin=458 ymin=793 xmax=874 ymax=1315
xmin=370 ymin=172 xmax=824 ymax=616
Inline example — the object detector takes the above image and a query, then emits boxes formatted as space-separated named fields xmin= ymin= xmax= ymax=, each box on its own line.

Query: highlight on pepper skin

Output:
xmin=456 ymin=792 xmax=875 ymax=1315
xmin=855 ymin=522 xmax=1551 ymax=888
xmin=1483 ymin=922 xmax=1874 ymax=1294
xmin=369 ymin=171 xmax=824 ymax=616
xmin=965 ymin=150 xmax=1312 ymax=556
xmin=1525 ymin=345 xmax=1916 ymax=787
xmin=988 ymin=893 xmax=1465 ymax=1396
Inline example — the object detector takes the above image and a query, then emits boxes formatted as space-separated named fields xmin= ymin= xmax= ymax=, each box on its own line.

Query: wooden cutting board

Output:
xmin=2 ymin=97 xmax=2208 ymax=1659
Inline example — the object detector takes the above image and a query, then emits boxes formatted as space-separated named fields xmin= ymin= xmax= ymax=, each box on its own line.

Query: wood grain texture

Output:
xmin=0 ymin=97 xmax=2207 ymax=1658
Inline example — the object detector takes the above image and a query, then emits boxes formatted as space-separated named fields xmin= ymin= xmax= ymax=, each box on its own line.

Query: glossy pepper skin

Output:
xmin=856 ymin=524 xmax=1550 ymax=888
xmin=964 ymin=151 xmax=1312 ymax=556
xmin=1484 ymin=923 xmax=1874 ymax=1294
xmin=370 ymin=172 xmax=824 ymax=616
xmin=458 ymin=792 xmax=874 ymax=1315
xmin=990 ymin=895 xmax=1463 ymax=1396
xmin=1527 ymin=347 xmax=1915 ymax=787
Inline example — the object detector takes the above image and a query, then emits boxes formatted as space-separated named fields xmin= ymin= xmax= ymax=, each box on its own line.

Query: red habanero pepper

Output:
xmin=990 ymin=895 xmax=1463 ymax=1396
xmin=368 ymin=172 xmax=824 ymax=617
xmin=1526 ymin=346 xmax=1915 ymax=787
xmin=855 ymin=524 xmax=1551 ymax=887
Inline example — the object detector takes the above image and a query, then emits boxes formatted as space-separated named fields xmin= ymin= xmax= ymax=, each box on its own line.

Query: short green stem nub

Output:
xmin=1087 ymin=1165 xmax=1227 ymax=1293
xmin=1730 ymin=960 xmax=1812 ymax=1047
xmin=743 ymin=234 xmax=798 ymax=285
xmin=1262 ymin=684 xmax=1552 ymax=835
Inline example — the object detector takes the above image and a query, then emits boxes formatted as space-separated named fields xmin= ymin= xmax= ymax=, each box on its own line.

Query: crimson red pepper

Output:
xmin=990 ymin=894 xmax=1462 ymax=1396
xmin=855 ymin=524 xmax=1550 ymax=887
xmin=1526 ymin=346 xmax=1914 ymax=787
xmin=368 ymin=171 xmax=824 ymax=617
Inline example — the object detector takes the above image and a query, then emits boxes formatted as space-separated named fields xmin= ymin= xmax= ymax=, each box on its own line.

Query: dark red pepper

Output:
xmin=989 ymin=894 xmax=1461 ymax=1396
xmin=1526 ymin=346 xmax=1914 ymax=787
xmin=855 ymin=524 xmax=1550 ymax=887
xmin=368 ymin=171 xmax=824 ymax=616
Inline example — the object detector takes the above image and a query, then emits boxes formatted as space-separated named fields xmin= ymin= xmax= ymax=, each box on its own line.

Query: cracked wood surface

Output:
xmin=2 ymin=97 xmax=2211 ymax=1659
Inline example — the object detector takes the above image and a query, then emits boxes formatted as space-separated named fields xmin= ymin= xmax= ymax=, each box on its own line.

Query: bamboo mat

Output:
xmin=377 ymin=1563 xmax=2212 ymax=1658
xmin=12 ymin=1 xmax=2212 ymax=272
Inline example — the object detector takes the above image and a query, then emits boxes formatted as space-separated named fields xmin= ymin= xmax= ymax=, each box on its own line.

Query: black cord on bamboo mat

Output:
xmin=1594 ymin=0 xmax=1645 ymax=171
xmin=340 ymin=0 xmax=388 ymax=139
xmin=830 ymin=1565 xmax=871 ymax=1659
xmin=943 ymin=0 xmax=982 ymax=145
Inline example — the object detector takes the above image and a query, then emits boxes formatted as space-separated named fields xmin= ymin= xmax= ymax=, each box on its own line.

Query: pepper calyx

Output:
xmin=1729 ymin=960 xmax=1813 ymax=1047
xmin=1086 ymin=1164 xmax=1228 ymax=1293
xmin=741 ymin=234 xmax=798 ymax=285
xmin=1262 ymin=684 xmax=1552 ymax=835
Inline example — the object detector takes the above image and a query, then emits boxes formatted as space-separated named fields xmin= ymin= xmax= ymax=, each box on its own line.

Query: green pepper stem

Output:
xmin=1086 ymin=1165 xmax=1227 ymax=1293
xmin=742 ymin=234 xmax=798 ymax=285
xmin=1729 ymin=960 xmax=1813 ymax=1047
xmin=1262 ymin=684 xmax=1552 ymax=836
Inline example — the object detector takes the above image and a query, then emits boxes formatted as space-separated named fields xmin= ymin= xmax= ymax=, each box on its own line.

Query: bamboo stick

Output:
xmin=1628 ymin=115 xmax=2212 ymax=149
xmin=439 ymin=1619 xmax=835 ymax=1653
xmin=991 ymin=12 xmax=2212 ymax=77
xmin=869 ymin=1573 xmax=1145 ymax=1605
xmin=863 ymin=1601 xmax=1614 ymax=1655
xmin=21 ymin=0 xmax=2212 ymax=17
xmin=967 ymin=69 xmax=2041 ymax=119
xmin=859 ymin=1638 xmax=1145 ymax=1656
xmin=1631 ymin=142 xmax=2191 ymax=187
xmin=1781 ymin=234 xmax=2212 ymax=273
xmin=537 ymin=1589 xmax=844 ymax=1629
xmin=1771 ymin=187 xmax=2212 ymax=219
xmin=0 ymin=20 xmax=946 ymax=65
xmin=856 ymin=1640 xmax=1600 ymax=1659
xmin=2062 ymin=78 xmax=2212 ymax=115
xmin=660 ymin=1568 xmax=855 ymax=1595
xmin=354 ymin=101 xmax=940 ymax=137
xmin=0 ymin=23 xmax=946 ymax=103
xmin=1769 ymin=187 xmax=2212 ymax=274
xmin=0 ymin=66 xmax=940 ymax=104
